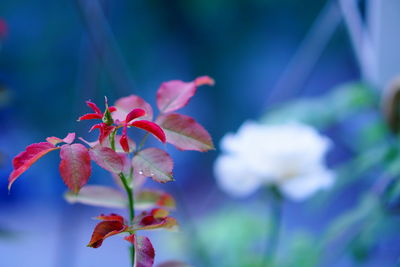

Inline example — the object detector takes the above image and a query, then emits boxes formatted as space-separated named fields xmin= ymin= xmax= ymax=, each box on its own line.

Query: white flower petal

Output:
xmin=214 ymin=155 xmax=263 ymax=197
xmin=278 ymin=168 xmax=334 ymax=201
xmin=215 ymin=121 xmax=335 ymax=200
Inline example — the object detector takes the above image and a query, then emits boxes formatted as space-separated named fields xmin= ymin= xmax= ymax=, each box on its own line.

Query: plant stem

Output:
xmin=136 ymin=133 xmax=149 ymax=152
xmin=109 ymin=128 xmax=117 ymax=151
xmin=119 ymin=173 xmax=135 ymax=222
xmin=111 ymin=127 xmax=135 ymax=267
xmin=263 ymin=187 xmax=283 ymax=267
xmin=119 ymin=172 xmax=135 ymax=266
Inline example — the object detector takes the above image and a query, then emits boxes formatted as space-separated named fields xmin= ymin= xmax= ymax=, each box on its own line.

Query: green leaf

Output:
xmin=262 ymin=82 xmax=376 ymax=128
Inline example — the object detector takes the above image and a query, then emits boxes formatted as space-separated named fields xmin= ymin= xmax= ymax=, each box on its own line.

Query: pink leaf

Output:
xmin=194 ymin=75 xmax=215 ymax=87
xmin=113 ymin=95 xmax=153 ymax=122
xmin=156 ymin=114 xmax=214 ymax=151
xmin=62 ymin=133 xmax=76 ymax=144
xmin=130 ymin=120 xmax=166 ymax=143
xmin=88 ymin=213 xmax=127 ymax=248
xmin=132 ymin=148 xmax=173 ymax=183
xmin=78 ymin=137 xmax=99 ymax=148
xmin=59 ymin=144 xmax=91 ymax=193
xmin=125 ymin=235 xmax=155 ymax=267
xmin=157 ymin=261 xmax=191 ymax=267
xmin=65 ymin=185 xmax=127 ymax=208
xmin=89 ymin=145 xmax=124 ymax=174
xmin=8 ymin=142 xmax=60 ymax=190
xmin=156 ymin=76 xmax=214 ymax=113
xmin=136 ymin=190 xmax=176 ymax=210
xmin=46 ymin=133 xmax=76 ymax=145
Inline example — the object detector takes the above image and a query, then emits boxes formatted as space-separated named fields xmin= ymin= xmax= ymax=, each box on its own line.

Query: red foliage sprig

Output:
xmin=7 ymin=76 xmax=214 ymax=267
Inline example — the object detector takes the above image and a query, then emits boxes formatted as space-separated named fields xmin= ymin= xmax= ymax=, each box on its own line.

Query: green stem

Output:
xmin=110 ymin=129 xmax=135 ymax=267
xmin=109 ymin=128 xmax=117 ymax=151
xmin=119 ymin=173 xmax=135 ymax=222
xmin=119 ymin=172 xmax=135 ymax=265
xmin=263 ymin=187 xmax=283 ymax=267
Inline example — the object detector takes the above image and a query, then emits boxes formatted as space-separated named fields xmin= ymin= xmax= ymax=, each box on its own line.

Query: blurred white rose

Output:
xmin=214 ymin=121 xmax=334 ymax=201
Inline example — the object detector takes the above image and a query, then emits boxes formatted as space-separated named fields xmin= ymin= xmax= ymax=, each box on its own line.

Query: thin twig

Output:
xmin=265 ymin=0 xmax=341 ymax=106
xmin=339 ymin=0 xmax=375 ymax=83
xmin=75 ymin=0 xmax=136 ymax=95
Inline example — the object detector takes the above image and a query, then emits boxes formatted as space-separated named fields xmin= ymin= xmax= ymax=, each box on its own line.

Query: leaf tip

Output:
xmin=194 ymin=76 xmax=215 ymax=87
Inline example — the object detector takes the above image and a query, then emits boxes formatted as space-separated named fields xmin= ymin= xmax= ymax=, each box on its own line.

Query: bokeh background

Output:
xmin=1 ymin=0 xmax=400 ymax=266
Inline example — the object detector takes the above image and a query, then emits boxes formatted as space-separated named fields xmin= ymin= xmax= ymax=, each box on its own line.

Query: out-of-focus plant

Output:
xmin=215 ymin=121 xmax=333 ymax=200
xmin=7 ymin=76 xmax=214 ymax=267
xmin=266 ymin=80 xmax=400 ymax=266
xmin=214 ymin=120 xmax=333 ymax=265
xmin=211 ymin=79 xmax=400 ymax=266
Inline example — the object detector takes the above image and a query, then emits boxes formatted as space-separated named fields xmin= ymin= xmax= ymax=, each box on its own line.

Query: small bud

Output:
xmin=102 ymin=96 xmax=114 ymax=126
xmin=382 ymin=76 xmax=400 ymax=133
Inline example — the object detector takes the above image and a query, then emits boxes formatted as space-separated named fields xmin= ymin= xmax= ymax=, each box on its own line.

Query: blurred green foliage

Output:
xmin=262 ymin=82 xmax=377 ymax=128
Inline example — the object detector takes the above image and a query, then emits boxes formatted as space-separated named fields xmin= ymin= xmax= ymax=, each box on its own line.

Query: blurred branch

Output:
xmin=339 ymin=0 xmax=376 ymax=85
xmin=75 ymin=0 xmax=136 ymax=95
xmin=266 ymin=0 xmax=341 ymax=106
xmin=72 ymin=37 xmax=102 ymax=117
xmin=262 ymin=187 xmax=283 ymax=267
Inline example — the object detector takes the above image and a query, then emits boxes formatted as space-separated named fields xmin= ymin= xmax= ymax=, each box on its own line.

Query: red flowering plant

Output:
xmin=7 ymin=76 xmax=214 ymax=267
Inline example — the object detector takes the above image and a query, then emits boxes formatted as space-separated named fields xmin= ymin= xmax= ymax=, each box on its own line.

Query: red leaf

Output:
xmin=86 ymin=100 xmax=102 ymax=115
xmin=46 ymin=133 xmax=76 ymax=145
xmin=125 ymin=235 xmax=155 ymax=267
xmin=8 ymin=142 xmax=60 ymax=190
xmin=98 ymin=135 xmax=136 ymax=153
xmin=96 ymin=213 xmax=125 ymax=223
xmin=113 ymin=95 xmax=153 ymax=122
xmin=78 ymin=113 xmax=103 ymax=121
xmin=120 ymin=125 xmax=130 ymax=153
xmin=126 ymin=108 xmax=146 ymax=123
xmin=156 ymin=76 xmax=214 ymax=113
xmin=90 ymin=123 xmax=115 ymax=144
xmin=89 ymin=145 xmax=124 ymax=174
xmin=59 ymin=144 xmax=91 ymax=193
xmin=132 ymin=209 xmax=177 ymax=231
xmin=156 ymin=114 xmax=214 ymax=151
xmin=88 ymin=214 xmax=127 ymax=248
xmin=130 ymin=120 xmax=166 ymax=143
xmin=132 ymin=148 xmax=173 ymax=183
xmin=108 ymin=106 xmax=117 ymax=113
